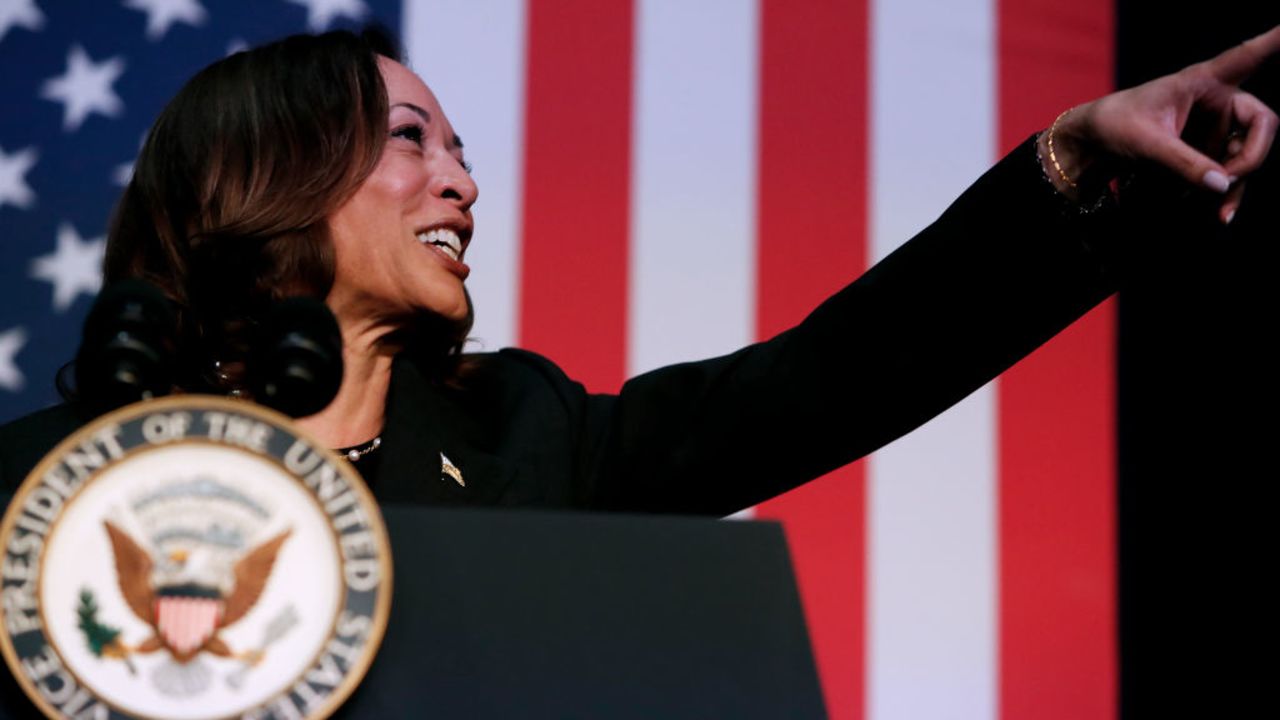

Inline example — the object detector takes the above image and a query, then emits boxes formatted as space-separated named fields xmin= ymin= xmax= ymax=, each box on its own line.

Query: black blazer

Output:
xmin=0 ymin=137 xmax=1124 ymax=513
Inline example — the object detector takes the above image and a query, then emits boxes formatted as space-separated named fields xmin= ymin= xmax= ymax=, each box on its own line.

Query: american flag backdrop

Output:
xmin=0 ymin=1 xmax=1126 ymax=718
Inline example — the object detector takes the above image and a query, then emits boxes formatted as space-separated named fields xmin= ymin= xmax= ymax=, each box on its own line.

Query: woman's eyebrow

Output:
xmin=392 ymin=102 xmax=431 ymax=123
xmin=453 ymin=134 xmax=464 ymax=150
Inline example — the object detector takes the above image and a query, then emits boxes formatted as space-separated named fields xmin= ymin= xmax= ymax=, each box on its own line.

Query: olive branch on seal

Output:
xmin=77 ymin=588 xmax=136 ymax=675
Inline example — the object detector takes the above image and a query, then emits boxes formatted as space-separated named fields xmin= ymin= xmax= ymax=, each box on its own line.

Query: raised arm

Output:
xmin=569 ymin=28 xmax=1280 ymax=515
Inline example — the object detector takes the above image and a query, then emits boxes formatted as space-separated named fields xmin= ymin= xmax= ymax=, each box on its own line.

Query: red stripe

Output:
xmin=518 ymin=0 xmax=634 ymax=393
xmin=997 ymin=1 xmax=1117 ymax=718
xmin=752 ymin=2 xmax=869 ymax=719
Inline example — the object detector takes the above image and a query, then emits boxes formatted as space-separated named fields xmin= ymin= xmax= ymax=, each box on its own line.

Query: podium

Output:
xmin=2 ymin=504 xmax=826 ymax=719
xmin=335 ymin=506 xmax=825 ymax=719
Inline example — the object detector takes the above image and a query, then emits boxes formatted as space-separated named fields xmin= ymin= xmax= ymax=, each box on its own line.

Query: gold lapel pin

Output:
xmin=440 ymin=452 xmax=465 ymax=487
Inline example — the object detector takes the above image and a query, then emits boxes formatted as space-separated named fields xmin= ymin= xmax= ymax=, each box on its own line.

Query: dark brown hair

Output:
xmin=103 ymin=28 xmax=471 ymax=393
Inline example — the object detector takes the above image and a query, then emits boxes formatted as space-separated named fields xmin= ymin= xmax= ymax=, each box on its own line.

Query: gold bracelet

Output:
xmin=1047 ymin=108 xmax=1078 ymax=190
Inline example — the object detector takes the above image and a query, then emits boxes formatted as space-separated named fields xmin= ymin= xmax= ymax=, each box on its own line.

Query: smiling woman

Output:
xmin=1 ymin=26 xmax=1279 ymax=517
xmin=94 ymin=29 xmax=476 ymax=451
xmin=102 ymin=32 xmax=395 ymax=387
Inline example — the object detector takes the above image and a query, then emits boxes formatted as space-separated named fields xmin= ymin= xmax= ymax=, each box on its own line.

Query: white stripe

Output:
xmin=403 ymin=0 xmax=527 ymax=352
xmin=867 ymin=2 xmax=998 ymax=719
xmin=627 ymin=0 xmax=758 ymax=376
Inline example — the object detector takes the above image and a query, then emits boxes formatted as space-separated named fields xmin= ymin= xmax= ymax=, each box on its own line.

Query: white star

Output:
xmin=0 ymin=0 xmax=45 ymax=44
xmin=123 ymin=0 xmax=207 ymax=40
xmin=284 ymin=0 xmax=367 ymax=32
xmin=113 ymin=159 xmax=133 ymax=186
xmin=0 ymin=145 xmax=38 ymax=209
xmin=30 ymin=222 xmax=104 ymax=312
xmin=0 ymin=326 xmax=27 ymax=393
xmin=40 ymin=45 xmax=126 ymax=132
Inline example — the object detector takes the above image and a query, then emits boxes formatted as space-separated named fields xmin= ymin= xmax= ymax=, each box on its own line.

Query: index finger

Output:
xmin=1205 ymin=25 xmax=1280 ymax=85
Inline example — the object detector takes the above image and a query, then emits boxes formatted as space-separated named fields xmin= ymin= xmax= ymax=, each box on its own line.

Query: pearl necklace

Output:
xmin=337 ymin=436 xmax=381 ymax=463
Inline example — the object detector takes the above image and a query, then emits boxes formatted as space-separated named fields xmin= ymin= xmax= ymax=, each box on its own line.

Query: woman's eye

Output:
xmin=391 ymin=124 xmax=424 ymax=144
xmin=462 ymin=160 xmax=474 ymax=174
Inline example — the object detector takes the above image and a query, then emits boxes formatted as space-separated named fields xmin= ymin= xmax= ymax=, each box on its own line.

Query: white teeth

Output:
xmin=416 ymin=228 xmax=463 ymax=262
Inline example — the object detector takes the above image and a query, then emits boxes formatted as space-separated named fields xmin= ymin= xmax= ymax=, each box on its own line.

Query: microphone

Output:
xmin=249 ymin=297 xmax=343 ymax=418
xmin=74 ymin=279 xmax=178 ymax=412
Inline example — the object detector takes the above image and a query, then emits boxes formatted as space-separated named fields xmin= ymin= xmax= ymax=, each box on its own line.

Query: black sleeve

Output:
xmin=544 ymin=135 xmax=1130 ymax=515
xmin=0 ymin=403 xmax=90 ymax=496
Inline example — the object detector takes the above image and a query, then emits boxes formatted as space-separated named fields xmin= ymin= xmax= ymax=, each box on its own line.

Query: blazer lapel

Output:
xmin=374 ymin=355 xmax=515 ymax=506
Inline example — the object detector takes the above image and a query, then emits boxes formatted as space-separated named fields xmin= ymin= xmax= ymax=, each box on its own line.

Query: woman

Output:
xmin=1 ymin=28 xmax=1277 ymax=512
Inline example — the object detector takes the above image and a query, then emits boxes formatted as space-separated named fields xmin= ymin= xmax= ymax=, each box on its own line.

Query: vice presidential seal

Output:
xmin=0 ymin=397 xmax=392 ymax=719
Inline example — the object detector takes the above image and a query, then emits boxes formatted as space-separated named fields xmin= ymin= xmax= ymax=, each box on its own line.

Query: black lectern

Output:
xmin=333 ymin=506 xmax=826 ymax=719
xmin=0 ymin=505 xmax=826 ymax=719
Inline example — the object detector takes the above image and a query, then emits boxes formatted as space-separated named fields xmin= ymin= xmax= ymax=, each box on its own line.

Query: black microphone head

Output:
xmin=250 ymin=296 xmax=343 ymax=418
xmin=75 ymin=278 xmax=178 ymax=412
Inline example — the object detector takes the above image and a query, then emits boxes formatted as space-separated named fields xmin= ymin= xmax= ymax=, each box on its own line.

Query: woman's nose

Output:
xmin=431 ymin=156 xmax=479 ymax=210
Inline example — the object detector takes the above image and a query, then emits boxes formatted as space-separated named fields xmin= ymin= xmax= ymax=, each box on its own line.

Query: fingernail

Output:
xmin=1228 ymin=175 xmax=1239 ymax=184
xmin=1203 ymin=169 xmax=1230 ymax=193
xmin=1225 ymin=209 xmax=1236 ymax=224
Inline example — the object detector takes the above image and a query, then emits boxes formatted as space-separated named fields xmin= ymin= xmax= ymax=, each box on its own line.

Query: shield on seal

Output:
xmin=154 ymin=594 xmax=225 ymax=656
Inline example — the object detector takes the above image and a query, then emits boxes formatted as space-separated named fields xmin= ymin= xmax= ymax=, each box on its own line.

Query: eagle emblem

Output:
xmin=87 ymin=520 xmax=292 ymax=695
xmin=1 ymin=399 xmax=391 ymax=718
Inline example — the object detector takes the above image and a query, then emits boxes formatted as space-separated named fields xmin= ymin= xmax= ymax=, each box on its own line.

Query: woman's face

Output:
xmin=326 ymin=57 xmax=478 ymax=329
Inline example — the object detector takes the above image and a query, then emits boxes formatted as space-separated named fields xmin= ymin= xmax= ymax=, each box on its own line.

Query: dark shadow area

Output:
xmin=1116 ymin=5 xmax=1279 ymax=716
